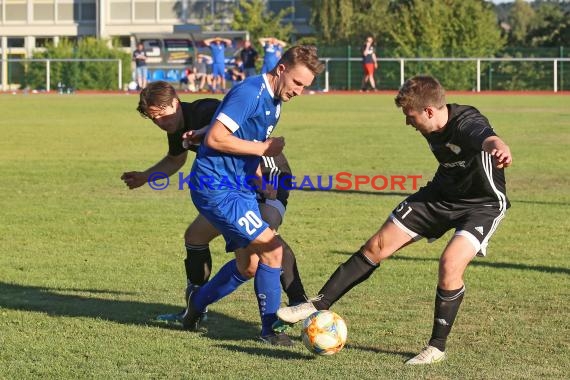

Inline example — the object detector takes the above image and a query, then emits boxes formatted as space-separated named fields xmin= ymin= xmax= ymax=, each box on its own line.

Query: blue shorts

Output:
xmin=212 ymin=63 xmax=225 ymax=78
xmin=191 ymin=189 xmax=269 ymax=252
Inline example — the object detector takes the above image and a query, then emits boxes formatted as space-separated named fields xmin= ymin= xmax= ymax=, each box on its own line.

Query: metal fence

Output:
xmin=2 ymin=56 xmax=570 ymax=92
xmin=317 ymin=57 xmax=570 ymax=92
xmin=0 ymin=58 xmax=123 ymax=92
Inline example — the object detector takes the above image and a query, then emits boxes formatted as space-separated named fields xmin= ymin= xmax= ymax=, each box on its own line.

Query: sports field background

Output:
xmin=0 ymin=92 xmax=568 ymax=379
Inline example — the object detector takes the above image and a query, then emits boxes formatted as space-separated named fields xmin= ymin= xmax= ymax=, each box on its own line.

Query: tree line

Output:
xmin=23 ymin=0 xmax=570 ymax=90
xmin=231 ymin=0 xmax=569 ymax=56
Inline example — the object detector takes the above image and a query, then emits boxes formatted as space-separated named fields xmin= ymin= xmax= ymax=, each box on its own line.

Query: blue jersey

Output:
xmin=209 ymin=42 xmax=227 ymax=64
xmin=190 ymin=74 xmax=282 ymax=192
xmin=262 ymin=43 xmax=283 ymax=72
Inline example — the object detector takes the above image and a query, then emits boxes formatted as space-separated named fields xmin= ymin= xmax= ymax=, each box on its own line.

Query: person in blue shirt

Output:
xmin=180 ymin=45 xmax=324 ymax=346
xmin=204 ymin=37 xmax=232 ymax=93
xmin=259 ymin=37 xmax=287 ymax=74
xmin=122 ymin=81 xmax=309 ymax=328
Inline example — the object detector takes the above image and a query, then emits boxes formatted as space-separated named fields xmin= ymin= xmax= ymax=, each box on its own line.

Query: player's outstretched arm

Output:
xmin=204 ymin=120 xmax=285 ymax=157
xmin=482 ymin=136 xmax=512 ymax=169
xmin=120 ymin=171 xmax=147 ymax=189
xmin=120 ymin=152 xmax=187 ymax=189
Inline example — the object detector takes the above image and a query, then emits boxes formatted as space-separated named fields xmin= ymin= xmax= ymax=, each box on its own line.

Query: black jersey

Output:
xmin=167 ymin=99 xmax=220 ymax=156
xmin=167 ymin=99 xmax=293 ymax=182
xmin=424 ymin=104 xmax=509 ymax=207
xmin=261 ymin=154 xmax=292 ymax=185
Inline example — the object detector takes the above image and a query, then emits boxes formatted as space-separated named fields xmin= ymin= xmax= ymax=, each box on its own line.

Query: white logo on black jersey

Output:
xmin=441 ymin=161 xmax=466 ymax=168
xmin=475 ymin=226 xmax=484 ymax=235
xmin=445 ymin=143 xmax=462 ymax=154
xmin=396 ymin=201 xmax=408 ymax=212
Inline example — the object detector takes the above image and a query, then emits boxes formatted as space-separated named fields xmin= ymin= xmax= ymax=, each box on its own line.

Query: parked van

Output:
xmin=132 ymin=31 xmax=248 ymax=83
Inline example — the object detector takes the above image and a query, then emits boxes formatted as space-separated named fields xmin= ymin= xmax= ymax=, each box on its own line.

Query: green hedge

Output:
xmin=25 ymin=38 xmax=131 ymax=91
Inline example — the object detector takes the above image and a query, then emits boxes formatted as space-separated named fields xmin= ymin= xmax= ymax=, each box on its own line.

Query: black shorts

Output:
xmin=390 ymin=186 xmax=507 ymax=256
xmin=256 ymin=186 xmax=289 ymax=220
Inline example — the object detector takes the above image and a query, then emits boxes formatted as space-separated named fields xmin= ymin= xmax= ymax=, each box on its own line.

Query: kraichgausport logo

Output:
xmin=146 ymin=171 xmax=422 ymax=192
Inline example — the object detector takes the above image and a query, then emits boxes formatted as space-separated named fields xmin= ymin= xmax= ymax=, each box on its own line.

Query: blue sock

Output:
xmin=255 ymin=263 xmax=282 ymax=336
xmin=191 ymin=259 xmax=248 ymax=312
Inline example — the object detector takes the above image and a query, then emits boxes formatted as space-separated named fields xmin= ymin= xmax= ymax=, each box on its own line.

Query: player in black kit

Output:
xmin=277 ymin=75 xmax=513 ymax=363
xmin=121 ymin=81 xmax=306 ymax=337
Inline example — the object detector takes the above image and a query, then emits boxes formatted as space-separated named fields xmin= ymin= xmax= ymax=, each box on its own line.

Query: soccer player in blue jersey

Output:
xmin=259 ymin=37 xmax=287 ymax=74
xmin=122 ymin=82 xmax=308 ymax=327
xmin=180 ymin=45 xmax=324 ymax=345
xmin=204 ymin=37 xmax=232 ymax=93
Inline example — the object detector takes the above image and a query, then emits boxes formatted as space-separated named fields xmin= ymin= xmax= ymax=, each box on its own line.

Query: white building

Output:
xmin=0 ymin=0 xmax=312 ymax=87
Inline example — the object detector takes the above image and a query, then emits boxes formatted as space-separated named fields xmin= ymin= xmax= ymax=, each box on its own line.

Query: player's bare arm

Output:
xmin=204 ymin=120 xmax=285 ymax=157
xmin=482 ymin=136 xmax=512 ymax=169
xmin=121 ymin=152 xmax=187 ymax=189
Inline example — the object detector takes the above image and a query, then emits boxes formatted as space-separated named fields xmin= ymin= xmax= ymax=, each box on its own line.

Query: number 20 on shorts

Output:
xmin=238 ymin=211 xmax=263 ymax=235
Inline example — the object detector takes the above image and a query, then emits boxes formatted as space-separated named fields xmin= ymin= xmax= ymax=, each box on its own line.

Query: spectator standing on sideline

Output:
xmin=204 ymin=37 xmax=232 ymax=92
xmin=259 ymin=37 xmax=287 ymax=74
xmin=360 ymin=36 xmax=378 ymax=92
xmin=240 ymin=40 xmax=259 ymax=77
xmin=133 ymin=42 xmax=148 ymax=90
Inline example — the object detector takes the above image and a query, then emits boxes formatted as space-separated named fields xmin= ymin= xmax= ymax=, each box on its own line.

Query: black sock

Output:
xmin=184 ymin=243 xmax=212 ymax=286
xmin=278 ymin=236 xmax=307 ymax=305
xmin=313 ymin=248 xmax=379 ymax=310
xmin=428 ymin=285 xmax=465 ymax=352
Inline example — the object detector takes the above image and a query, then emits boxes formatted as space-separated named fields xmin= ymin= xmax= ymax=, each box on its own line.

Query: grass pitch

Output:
xmin=0 ymin=91 xmax=568 ymax=379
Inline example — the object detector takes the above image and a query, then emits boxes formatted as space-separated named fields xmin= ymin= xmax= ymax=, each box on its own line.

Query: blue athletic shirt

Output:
xmin=209 ymin=42 xmax=226 ymax=64
xmin=263 ymin=43 xmax=282 ymax=70
xmin=190 ymin=74 xmax=282 ymax=192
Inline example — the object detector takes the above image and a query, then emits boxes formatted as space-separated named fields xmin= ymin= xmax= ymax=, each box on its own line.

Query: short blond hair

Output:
xmin=278 ymin=45 xmax=325 ymax=76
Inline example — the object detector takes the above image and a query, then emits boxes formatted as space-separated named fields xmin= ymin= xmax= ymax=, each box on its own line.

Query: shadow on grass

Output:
xmin=215 ymin=342 xmax=416 ymax=360
xmin=511 ymin=199 xmax=570 ymax=207
xmin=215 ymin=343 xmax=312 ymax=359
xmin=392 ymin=255 xmax=570 ymax=275
xmin=344 ymin=343 xmax=416 ymax=359
xmin=0 ymin=281 xmax=258 ymax=340
xmin=295 ymin=187 xmax=570 ymax=207
xmin=329 ymin=251 xmax=570 ymax=275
